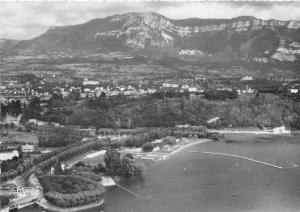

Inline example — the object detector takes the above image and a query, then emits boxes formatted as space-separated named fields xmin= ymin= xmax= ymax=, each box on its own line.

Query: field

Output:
xmin=1 ymin=130 xmax=38 ymax=144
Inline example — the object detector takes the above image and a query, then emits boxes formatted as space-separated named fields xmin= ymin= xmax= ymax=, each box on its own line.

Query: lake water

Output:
xmin=20 ymin=134 xmax=300 ymax=212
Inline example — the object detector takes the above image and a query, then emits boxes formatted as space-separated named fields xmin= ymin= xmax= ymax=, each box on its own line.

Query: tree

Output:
xmin=104 ymin=149 xmax=123 ymax=176
xmin=121 ymin=155 xmax=143 ymax=178
xmin=93 ymin=163 xmax=106 ymax=174
xmin=142 ymin=142 xmax=154 ymax=152
xmin=54 ymin=161 xmax=63 ymax=174
xmin=29 ymin=96 xmax=41 ymax=108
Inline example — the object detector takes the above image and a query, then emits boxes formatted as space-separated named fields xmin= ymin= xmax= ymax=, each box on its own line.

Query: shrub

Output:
xmin=162 ymin=137 xmax=176 ymax=145
xmin=142 ymin=142 xmax=154 ymax=152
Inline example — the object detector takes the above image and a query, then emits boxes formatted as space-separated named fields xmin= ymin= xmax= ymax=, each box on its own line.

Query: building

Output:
xmin=181 ymin=84 xmax=189 ymax=89
xmin=83 ymin=78 xmax=99 ymax=86
xmin=273 ymin=126 xmax=290 ymax=134
xmin=241 ymin=76 xmax=253 ymax=81
xmin=0 ymin=150 xmax=19 ymax=161
xmin=175 ymin=124 xmax=191 ymax=128
xmin=162 ymin=82 xmax=179 ymax=88
xmin=28 ymin=119 xmax=47 ymax=126
xmin=289 ymin=88 xmax=299 ymax=94
xmin=189 ymin=94 xmax=202 ymax=100
xmin=207 ymin=117 xmax=220 ymax=124
xmin=28 ymin=119 xmax=37 ymax=124
xmin=188 ymin=87 xmax=198 ymax=92
xmin=22 ymin=143 xmax=34 ymax=152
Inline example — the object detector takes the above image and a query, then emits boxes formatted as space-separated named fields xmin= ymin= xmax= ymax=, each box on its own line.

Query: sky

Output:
xmin=1 ymin=1 xmax=300 ymax=40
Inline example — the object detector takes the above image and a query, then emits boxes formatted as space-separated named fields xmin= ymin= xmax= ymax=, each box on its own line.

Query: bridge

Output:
xmin=8 ymin=186 xmax=42 ymax=210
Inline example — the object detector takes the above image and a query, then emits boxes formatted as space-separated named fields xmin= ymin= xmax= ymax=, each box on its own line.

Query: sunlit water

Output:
xmin=20 ymin=134 xmax=300 ymax=212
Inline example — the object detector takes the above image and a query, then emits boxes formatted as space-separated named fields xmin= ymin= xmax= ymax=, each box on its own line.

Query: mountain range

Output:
xmin=1 ymin=12 xmax=300 ymax=62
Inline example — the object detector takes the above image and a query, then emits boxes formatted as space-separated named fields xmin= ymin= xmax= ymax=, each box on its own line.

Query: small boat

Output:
xmin=231 ymin=193 xmax=238 ymax=196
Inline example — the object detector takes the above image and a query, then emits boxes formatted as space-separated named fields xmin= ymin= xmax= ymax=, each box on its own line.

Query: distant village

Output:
xmin=1 ymin=70 xmax=299 ymax=108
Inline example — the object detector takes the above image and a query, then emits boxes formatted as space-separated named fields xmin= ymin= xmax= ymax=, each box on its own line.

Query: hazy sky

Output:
xmin=1 ymin=1 xmax=300 ymax=40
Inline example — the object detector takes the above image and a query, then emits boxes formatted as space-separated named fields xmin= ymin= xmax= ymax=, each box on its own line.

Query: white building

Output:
xmin=181 ymin=84 xmax=189 ymax=89
xmin=289 ymin=89 xmax=299 ymax=94
xmin=0 ymin=150 xmax=19 ymax=161
xmin=241 ymin=76 xmax=253 ymax=81
xmin=28 ymin=119 xmax=37 ymax=124
xmin=273 ymin=126 xmax=290 ymax=134
xmin=22 ymin=144 xmax=34 ymax=152
xmin=162 ymin=83 xmax=179 ymax=88
xmin=188 ymin=87 xmax=198 ymax=92
xmin=175 ymin=124 xmax=191 ymax=128
xmin=83 ymin=78 xmax=99 ymax=86
xmin=207 ymin=117 xmax=220 ymax=124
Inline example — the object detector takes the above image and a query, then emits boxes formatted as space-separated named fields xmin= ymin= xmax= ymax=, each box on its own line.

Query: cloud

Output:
xmin=0 ymin=1 xmax=300 ymax=40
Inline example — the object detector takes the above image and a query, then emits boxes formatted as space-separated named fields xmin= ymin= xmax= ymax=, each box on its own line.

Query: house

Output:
xmin=181 ymin=84 xmax=189 ymax=89
xmin=189 ymin=94 xmax=202 ymax=100
xmin=273 ymin=126 xmax=290 ymax=134
xmin=28 ymin=119 xmax=47 ymax=126
xmin=188 ymin=87 xmax=198 ymax=92
xmin=289 ymin=88 xmax=299 ymax=94
xmin=37 ymin=121 xmax=48 ymax=126
xmin=162 ymin=83 xmax=179 ymax=88
xmin=83 ymin=78 xmax=99 ymax=86
xmin=207 ymin=117 xmax=220 ymax=124
xmin=175 ymin=124 xmax=191 ymax=128
xmin=50 ymin=122 xmax=60 ymax=127
xmin=28 ymin=119 xmax=37 ymax=124
xmin=22 ymin=143 xmax=34 ymax=152
xmin=241 ymin=76 xmax=253 ymax=81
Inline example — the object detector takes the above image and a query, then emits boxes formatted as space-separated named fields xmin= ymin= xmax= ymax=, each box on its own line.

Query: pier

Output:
xmin=190 ymin=151 xmax=298 ymax=169
xmin=115 ymin=184 xmax=142 ymax=199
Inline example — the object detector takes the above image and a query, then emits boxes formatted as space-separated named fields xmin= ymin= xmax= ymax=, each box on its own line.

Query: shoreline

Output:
xmin=37 ymin=198 xmax=104 ymax=212
xmin=209 ymin=127 xmax=291 ymax=135
xmin=162 ymin=139 xmax=210 ymax=160
xmin=123 ymin=138 xmax=210 ymax=162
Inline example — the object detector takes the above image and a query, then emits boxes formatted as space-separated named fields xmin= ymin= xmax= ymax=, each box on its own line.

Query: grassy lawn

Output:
xmin=1 ymin=130 xmax=38 ymax=144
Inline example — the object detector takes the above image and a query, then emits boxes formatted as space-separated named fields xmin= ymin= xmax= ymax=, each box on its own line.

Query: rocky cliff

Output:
xmin=1 ymin=12 xmax=300 ymax=62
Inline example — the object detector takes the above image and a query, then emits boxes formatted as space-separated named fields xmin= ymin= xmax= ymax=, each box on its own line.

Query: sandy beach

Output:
xmin=120 ymin=138 xmax=210 ymax=161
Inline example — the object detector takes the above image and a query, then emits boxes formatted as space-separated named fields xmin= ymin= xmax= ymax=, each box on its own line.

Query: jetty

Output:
xmin=190 ymin=151 xmax=298 ymax=169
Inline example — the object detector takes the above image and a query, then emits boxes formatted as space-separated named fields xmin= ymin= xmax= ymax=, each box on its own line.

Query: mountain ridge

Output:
xmin=1 ymin=12 xmax=300 ymax=62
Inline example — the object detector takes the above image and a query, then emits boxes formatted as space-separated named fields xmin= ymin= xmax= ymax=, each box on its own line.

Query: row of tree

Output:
xmin=38 ymin=126 xmax=90 ymax=147
xmin=123 ymin=129 xmax=172 ymax=148
xmin=35 ymin=138 xmax=106 ymax=174
xmin=97 ymin=127 xmax=152 ymax=136
xmin=0 ymin=138 xmax=103 ymax=182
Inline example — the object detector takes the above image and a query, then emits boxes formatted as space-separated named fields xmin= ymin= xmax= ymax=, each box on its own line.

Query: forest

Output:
xmin=5 ymin=86 xmax=300 ymax=131
xmin=38 ymin=92 xmax=300 ymax=130
xmin=39 ymin=175 xmax=105 ymax=208
xmin=37 ymin=125 xmax=90 ymax=147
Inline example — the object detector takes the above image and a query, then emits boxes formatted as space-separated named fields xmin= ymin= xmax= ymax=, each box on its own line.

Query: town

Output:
xmin=1 ymin=4 xmax=300 ymax=212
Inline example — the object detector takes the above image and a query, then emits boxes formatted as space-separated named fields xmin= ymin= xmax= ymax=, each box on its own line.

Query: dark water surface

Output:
xmin=20 ymin=135 xmax=300 ymax=212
